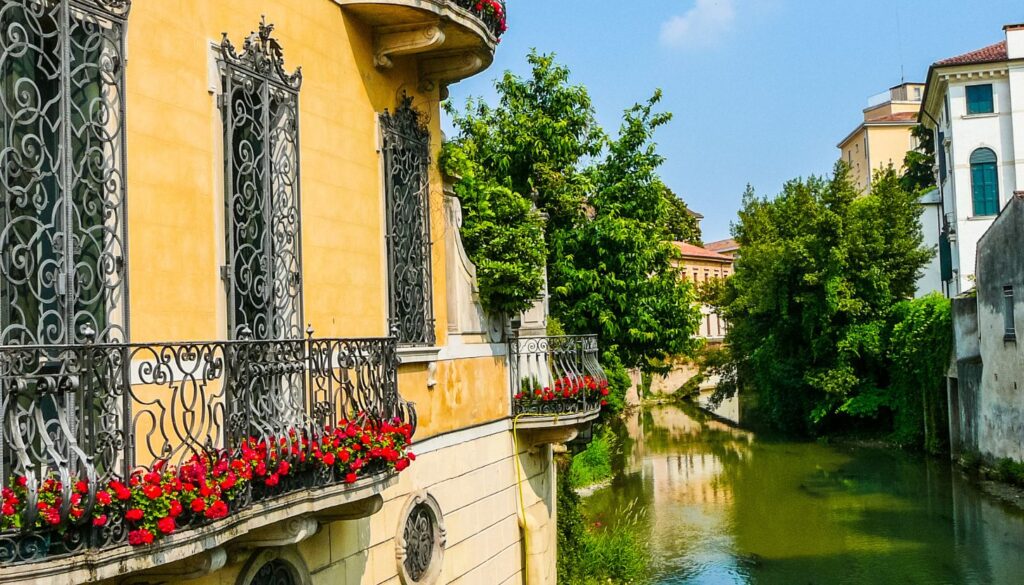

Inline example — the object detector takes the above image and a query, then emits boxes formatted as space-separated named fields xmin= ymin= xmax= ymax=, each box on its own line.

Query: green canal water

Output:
xmin=582 ymin=404 xmax=1024 ymax=585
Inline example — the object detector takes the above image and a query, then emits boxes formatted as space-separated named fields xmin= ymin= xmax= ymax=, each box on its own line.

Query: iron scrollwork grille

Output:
xmin=381 ymin=96 xmax=435 ymax=346
xmin=252 ymin=559 xmax=299 ymax=585
xmin=0 ymin=334 xmax=414 ymax=565
xmin=403 ymin=503 xmax=434 ymax=581
xmin=220 ymin=17 xmax=304 ymax=341
xmin=0 ymin=0 xmax=131 ymax=347
xmin=508 ymin=335 xmax=608 ymax=417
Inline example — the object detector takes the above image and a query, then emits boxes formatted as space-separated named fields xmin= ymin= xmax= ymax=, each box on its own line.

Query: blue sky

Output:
xmin=445 ymin=0 xmax=1022 ymax=243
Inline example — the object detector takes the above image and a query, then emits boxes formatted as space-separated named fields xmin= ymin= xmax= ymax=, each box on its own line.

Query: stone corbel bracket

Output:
xmin=375 ymin=22 xmax=446 ymax=69
xmin=119 ymin=547 xmax=228 ymax=585
xmin=419 ymin=50 xmax=487 ymax=97
xmin=233 ymin=516 xmax=321 ymax=549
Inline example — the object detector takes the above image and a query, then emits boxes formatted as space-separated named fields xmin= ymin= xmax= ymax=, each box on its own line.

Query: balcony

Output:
xmin=509 ymin=335 xmax=607 ymax=445
xmin=0 ymin=331 xmax=414 ymax=582
xmin=336 ymin=0 xmax=507 ymax=94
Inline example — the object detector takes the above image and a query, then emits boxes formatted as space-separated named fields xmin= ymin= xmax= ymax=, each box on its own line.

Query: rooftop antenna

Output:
xmin=895 ymin=1 xmax=906 ymax=83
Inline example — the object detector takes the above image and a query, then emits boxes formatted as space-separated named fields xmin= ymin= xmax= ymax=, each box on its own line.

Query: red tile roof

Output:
xmin=674 ymin=242 xmax=733 ymax=262
xmin=935 ymin=41 xmax=1008 ymax=66
xmin=705 ymin=238 xmax=739 ymax=253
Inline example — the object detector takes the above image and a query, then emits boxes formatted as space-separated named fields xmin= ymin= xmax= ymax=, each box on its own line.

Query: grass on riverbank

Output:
xmin=558 ymin=453 xmax=650 ymax=584
xmin=569 ymin=425 xmax=617 ymax=489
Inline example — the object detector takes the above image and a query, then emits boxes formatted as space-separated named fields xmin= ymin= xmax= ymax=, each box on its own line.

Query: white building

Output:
xmin=920 ymin=24 xmax=1024 ymax=296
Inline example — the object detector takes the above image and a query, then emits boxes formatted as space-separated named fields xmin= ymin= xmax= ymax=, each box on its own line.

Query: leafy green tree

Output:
xmin=661 ymin=187 xmax=702 ymax=244
xmin=721 ymin=165 xmax=932 ymax=433
xmin=446 ymin=53 xmax=702 ymax=378
xmin=440 ymin=147 xmax=547 ymax=314
xmin=550 ymin=92 xmax=702 ymax=371
xmin=446 ymin=50 xmax=603 ymax=240
xmin=901 ymin=124 xmax=936 ymax=193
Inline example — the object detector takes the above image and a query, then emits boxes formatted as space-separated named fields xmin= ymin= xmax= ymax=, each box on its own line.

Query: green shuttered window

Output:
xmin=970 ymin=148 xmax=999 ymax=216
xmin=966 ymin=84 xmax=994 ymax=115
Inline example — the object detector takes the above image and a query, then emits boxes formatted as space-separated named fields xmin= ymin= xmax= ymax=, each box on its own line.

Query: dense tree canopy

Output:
xmin=720 ymin=165 xmax=934 ymax=434
xmin=443 ymin=51 xmax=701 ymax=376
xmin=660 ymin=188 xmax=702 ymax=244
xmin=901 ymin=124 xmax=936 ymax=194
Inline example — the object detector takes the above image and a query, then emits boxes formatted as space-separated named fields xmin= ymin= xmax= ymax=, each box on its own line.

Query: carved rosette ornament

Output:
xmin=396 ymin=491 xmax=446 ymax=585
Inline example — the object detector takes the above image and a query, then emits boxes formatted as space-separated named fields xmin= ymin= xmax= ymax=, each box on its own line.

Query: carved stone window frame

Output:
xmin=396 ymin=490 xmax=446 ymax=585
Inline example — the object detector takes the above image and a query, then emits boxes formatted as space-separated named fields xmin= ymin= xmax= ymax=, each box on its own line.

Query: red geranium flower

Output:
xmin=128 ymin=528 xmax=154 ymax=546
xmin=205 ymin=499 xmax=228 ymax=520
xmin=92 ymin=514 xmax=108 ymax=527
xmin=125 ymin=508 xmax=144 ymax=522
xmin=156 ymin=516 xmax=176 ymax=535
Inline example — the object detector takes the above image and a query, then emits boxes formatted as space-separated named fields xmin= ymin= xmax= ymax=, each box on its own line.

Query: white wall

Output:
xmin=916 ymin=195 xmax=943 ymax=297
xmin=943 ymin=74 xmax=1020 ymax=294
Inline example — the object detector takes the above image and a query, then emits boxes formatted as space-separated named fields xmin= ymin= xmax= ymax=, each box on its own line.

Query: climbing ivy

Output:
xmin=440 ymin=146 xmax=547 ymax=314
xmin=887 ymin=293 xmax=953 ymax=452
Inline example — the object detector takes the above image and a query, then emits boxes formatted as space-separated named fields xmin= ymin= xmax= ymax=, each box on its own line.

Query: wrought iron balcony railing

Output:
xmin=452 ymin=0 xmax=507 ymax=39
xmin=509 ymin=335 xmax=609 ymax=419
xmin=0 ymin=330 xmax=414 ymax=566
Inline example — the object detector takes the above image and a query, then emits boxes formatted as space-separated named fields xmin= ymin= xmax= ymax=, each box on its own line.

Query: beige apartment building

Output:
xmin=838 ymin=82 xmax=925 ymax=192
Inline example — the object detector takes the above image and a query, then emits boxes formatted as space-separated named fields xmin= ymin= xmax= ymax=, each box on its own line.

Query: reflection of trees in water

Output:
xmin=587 ymin=403 xmax=1024 ymax=584
xmin=721 ymin=435 xmax=1023 ymax=584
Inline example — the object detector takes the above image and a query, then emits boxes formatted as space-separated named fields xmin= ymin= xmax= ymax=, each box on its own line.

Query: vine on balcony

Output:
xmin=1 ymin=419 xmax=414 ymax=550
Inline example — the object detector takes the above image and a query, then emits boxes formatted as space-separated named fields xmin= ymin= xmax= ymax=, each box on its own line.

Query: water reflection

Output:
xmin=584 ymin=404 xmax=1024 ymax=585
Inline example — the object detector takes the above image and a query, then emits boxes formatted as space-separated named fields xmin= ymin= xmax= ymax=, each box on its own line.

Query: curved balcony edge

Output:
xmin=513 ymin=410 xmax=601 ymax=448
xmin=335 ymin=0 xmax=501 ymax=92
xmin=335 ymin=0 xmax=503 ymax=44
xmin=0 ymin=473 xmax=396 ymax=585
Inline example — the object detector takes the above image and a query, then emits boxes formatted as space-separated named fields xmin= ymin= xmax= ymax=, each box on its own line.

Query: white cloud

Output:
xmin=660 ymin=0 xmax=737 ymax=49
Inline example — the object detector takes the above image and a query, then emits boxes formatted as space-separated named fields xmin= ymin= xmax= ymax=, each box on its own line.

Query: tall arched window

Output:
xmin=0 ymin=0 xmax=131 ymax=345
xmin=220 ymin=18 xmax=303 ymax=340
xmin=970 ymin=148 xmax=999 ymax=217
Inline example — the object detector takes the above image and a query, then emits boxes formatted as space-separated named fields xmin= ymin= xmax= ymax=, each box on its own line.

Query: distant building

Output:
xmin=675 ymin=242 xmax=734 ymax=341
xmin=920 ymin=24 xmax=1024 ymax=296
xmin=950 ymin=191 xmax=1024 ymax=462
xmin=838 ymin=82 xmax=925 ymax=193
xmin=705 ymin=238 xmax=739 ymax=258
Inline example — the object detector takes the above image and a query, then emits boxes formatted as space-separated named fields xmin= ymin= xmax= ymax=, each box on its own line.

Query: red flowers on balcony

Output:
xmin=1 ymin=418 xmax=415 ymax=547
xmin=513 ymin=375 xmax=610 ymax=410
xmin=461 ymin=0 xmax=507 ymax=37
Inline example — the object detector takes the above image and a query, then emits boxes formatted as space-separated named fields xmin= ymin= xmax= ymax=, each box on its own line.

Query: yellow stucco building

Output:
xmin=0 ymin=2 xmax=605 ymax=584
xmin=838 ymin=82 xmax=924 ymax=193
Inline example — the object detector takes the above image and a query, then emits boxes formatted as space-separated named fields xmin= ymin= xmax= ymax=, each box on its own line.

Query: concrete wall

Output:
xmin=916 ymin=192 xmax=944 ymax=297
xmin=970 ymin=196 xmax=1024 ymax=461
xmin=952 ymin=296 xmax=982 ymax=455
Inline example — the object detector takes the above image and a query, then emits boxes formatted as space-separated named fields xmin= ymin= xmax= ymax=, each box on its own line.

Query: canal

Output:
xmin=582 ymin=404 xmax=1024 ymax=585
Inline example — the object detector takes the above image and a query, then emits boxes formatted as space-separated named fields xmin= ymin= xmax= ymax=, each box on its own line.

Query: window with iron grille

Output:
xmin=1004 ymin=285 xmax=1016 ymax=342
xmin=380 ymin=96 xmax=435 ymax=346
xmin=220 ymin=18 xmax=303 ymax=341
xmin=0 ymin=0 xmax=131 ymax=346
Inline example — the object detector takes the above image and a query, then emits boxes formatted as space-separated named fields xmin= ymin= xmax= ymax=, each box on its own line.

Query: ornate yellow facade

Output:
xmin=0 ymin=2 xmax=603 ymax=584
